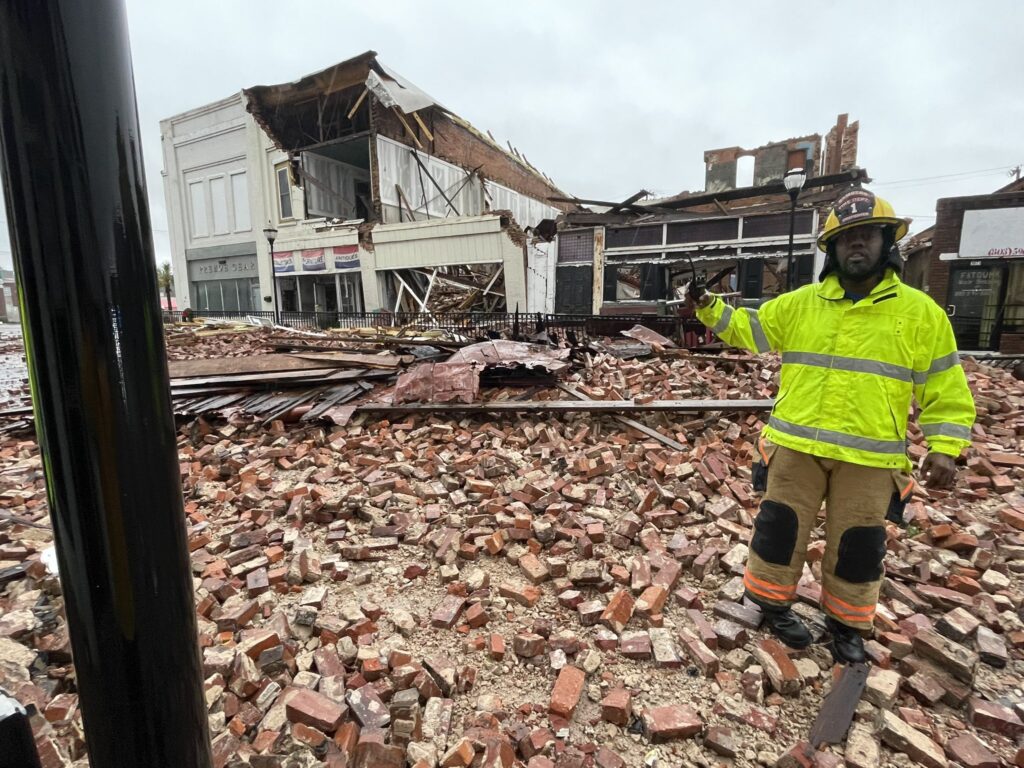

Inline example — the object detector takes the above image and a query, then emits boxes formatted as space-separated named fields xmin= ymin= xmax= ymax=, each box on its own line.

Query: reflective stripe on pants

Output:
xmin=744 ymin=442 xmax=902 ymax=631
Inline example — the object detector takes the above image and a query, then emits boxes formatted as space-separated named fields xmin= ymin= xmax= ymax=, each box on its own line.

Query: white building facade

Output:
xmin=161 ymin=53 xmax=569 ymax=317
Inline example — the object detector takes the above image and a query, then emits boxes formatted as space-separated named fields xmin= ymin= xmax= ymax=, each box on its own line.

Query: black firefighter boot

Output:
xmin=760 ymin=605 xmax=812 ymax=649
xmin=826 ymin=617 xmax=866 ymax=664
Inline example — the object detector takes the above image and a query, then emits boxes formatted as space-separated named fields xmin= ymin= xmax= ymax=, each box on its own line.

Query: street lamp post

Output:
xmin=783 ymin=167 xmax=807 ymax=291
xmin=263 ymin=224 xmax=279 ymax=324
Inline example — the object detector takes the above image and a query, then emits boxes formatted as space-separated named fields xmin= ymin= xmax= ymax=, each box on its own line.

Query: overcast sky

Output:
xmin=1 ymin=0 xmax=1022 ymax=271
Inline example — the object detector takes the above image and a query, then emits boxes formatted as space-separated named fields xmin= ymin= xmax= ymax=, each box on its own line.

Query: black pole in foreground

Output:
xmin=0 ymin=693 xmax=42 ymax=768
xmin=0 ymin=2 xmax=213 ymax=766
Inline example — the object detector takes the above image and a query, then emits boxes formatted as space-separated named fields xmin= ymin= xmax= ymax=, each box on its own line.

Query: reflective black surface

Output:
xmin=0 ymin=2 xmax=212 ymax=765
xmin=0 ymin=693 xmax=42 ymax=768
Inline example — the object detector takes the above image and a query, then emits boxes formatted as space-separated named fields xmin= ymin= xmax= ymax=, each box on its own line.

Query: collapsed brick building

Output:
xmin=548 ymin=115 xmax=865 ymax=316
xmin=1 ymin=316 xmax=1023 ymax=768
xmin=161 ymin=51 xmax=578 ymax=318
xmin=903 ymin=177 xmax=1024 ymax=354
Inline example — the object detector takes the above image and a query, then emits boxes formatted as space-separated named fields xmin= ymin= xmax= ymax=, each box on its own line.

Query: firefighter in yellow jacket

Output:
xmin=689 ymin=189 xmax=975 ymax=663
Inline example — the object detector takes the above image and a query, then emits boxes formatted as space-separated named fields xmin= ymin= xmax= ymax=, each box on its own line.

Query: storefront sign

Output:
xmin=333 ymin=245 xmax=360 ymax=270
xmin=273 ymin=251 xmax=295 ymax=273
xmin=301 ymin=248 xmax=326 ymax=271
xmin=187 ymin=255 xmax=258 ymax=281
xmin=959 ymin=207 xmax=1024 ymax=258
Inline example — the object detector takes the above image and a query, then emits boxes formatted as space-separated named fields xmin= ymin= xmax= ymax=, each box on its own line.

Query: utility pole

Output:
xmin=0 ymin=2 xmax=213 ymax=766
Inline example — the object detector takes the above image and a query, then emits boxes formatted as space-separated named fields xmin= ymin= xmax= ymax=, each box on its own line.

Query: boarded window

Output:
xmin=188 ymin=181 xmax=207 ymax=237
xmin=605 ymin=225 xmax=663 ymax=249
xmin=666 ymin=218 xmax=739 ymax=244
xmin=210 ymin=176 xmax=229 ymax=235
xmin=743 ymin=211 xmax=815 ymax=238
xmin=231 ymin=172 xmax=250 ymax=232
xmin=787 ymin=149 xmax=808 ymax=173
xmin=558 ymin=229 xmax=594 ymax=264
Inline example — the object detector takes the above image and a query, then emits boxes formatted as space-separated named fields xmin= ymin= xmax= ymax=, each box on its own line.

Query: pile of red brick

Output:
xmin=166 ymin=325 xmax=278 ymax=361
xmin=0 ymin=353 xmax=1021 ymax=768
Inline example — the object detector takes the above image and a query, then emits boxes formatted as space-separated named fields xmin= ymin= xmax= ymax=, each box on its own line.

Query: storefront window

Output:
xmin=191 ymin=277 xmax=260 ymax=313
xmin=1004 ymin=262 xmax=1024 ymax=333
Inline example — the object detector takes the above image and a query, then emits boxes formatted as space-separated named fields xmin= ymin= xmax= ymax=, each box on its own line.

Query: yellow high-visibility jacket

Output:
xmin=696 ymin=271 xmax=975 ymax=471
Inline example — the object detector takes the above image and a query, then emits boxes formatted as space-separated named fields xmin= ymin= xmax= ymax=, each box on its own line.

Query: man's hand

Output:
xmin=683 ymin=278 xmax=712 ymax=311
xmin=921 ymin=452 xmax=957 ymax=488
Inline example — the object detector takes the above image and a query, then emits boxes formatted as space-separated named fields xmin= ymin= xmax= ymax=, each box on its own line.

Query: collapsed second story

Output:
xmin=160 ymin=50 xmax=575 ymax=315
xmin=547 ymin=115 xmax=866 ymax=315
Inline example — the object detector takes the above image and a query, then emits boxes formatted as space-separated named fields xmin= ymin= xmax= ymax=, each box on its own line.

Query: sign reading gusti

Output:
xmin=959 ymin=207 xmax=1024 ymax=259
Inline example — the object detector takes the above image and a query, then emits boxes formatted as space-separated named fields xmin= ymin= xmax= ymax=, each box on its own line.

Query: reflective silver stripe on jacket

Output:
xmin=782 ymin=351 xmax=915 ymax=383
xmin=927 ymin=350 xmax=961 ymax=376
xmin=768 ymin=416 xmax=907 ymax=455
xmin=912 ymin=351 xmax=963 ymax=385
xmin=921 ymin=422 xmax=971 ymax=441
xmin=745 ymin=309 xmax=770 ymax=353
xmin=712 ymin=304 xmax=733 ymax=334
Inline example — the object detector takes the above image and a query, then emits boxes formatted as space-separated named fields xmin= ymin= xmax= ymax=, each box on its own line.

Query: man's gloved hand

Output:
xmin=921 ymin=452 xmax=956 ymax=488
xmin=684 ymin=274 xmax=710 ymax=311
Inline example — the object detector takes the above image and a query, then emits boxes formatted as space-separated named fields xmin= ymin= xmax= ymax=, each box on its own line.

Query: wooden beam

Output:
xmin=346 ymin=88 xmax=368 ymax=120
xmin=411 ymin=149 xmax=459 ymax=215
xmin=395 ymin=183 xmax=417 ymax=220
xmin=357 ymin=399 xmax=774 ymax=414
xmin=393 ymin=107 xmax=424 ymax=149
xmin=556 ymin=383 xmax=686 ymax=451
xmin=608 ymin=190 xmax=650 ymax=214
xmin=412 ymin=111 xmax=434 ymax=141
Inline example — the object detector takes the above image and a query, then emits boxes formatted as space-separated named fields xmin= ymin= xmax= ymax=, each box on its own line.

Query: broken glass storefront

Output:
xmin=188 ymin=253 xmax=260 ymax=312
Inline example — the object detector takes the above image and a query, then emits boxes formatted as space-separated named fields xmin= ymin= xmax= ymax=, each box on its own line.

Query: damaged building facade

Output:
xmin=903 ymin=178 xmax=1024 ymax=353
xmin=548 ymin=115 xmax=865 ymax=315
xmin=161 ymin=51 xmax=573 ymax=317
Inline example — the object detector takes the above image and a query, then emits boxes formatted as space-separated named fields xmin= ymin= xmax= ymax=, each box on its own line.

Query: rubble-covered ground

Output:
xmin=1 ymin=333 xmax=1023 ymax=768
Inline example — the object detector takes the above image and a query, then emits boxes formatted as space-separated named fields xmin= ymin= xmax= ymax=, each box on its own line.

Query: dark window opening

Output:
xmin=277 ymin=166 xmax=293 ymax=219
xmin=604 ymin=264 xmax=669 ymax=302
xmin=796 ymin=253 xmax=815 ymax=286
xmin=743 ymin=211 xmax=814 ymax=238
xmin=605 ymin=225 xmax=663 ymax=249
xmin=739 ymin=259 xmax=764 ymax=298
xmin=666 ymin=218 xmax=738 ymax=244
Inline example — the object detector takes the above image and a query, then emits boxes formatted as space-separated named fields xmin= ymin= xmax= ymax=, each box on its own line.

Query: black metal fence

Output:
xmin=162 ymin=309 xmax=706 ymax=341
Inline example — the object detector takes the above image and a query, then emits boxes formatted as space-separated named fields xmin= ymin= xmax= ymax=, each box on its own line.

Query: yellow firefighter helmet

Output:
xmin=817 ymin=189 xmax=910 ymax=252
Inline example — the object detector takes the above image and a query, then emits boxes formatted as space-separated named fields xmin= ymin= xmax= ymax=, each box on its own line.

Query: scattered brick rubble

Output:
xmin=0 ymin=340 xmax=1022 ymax=767
xmin=166 ymin=323 xmax=281 ymax=361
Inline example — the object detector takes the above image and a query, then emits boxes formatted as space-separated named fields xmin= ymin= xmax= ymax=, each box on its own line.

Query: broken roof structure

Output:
xmin=243 ymin=50 xmax=572 ymax=220
xmin=162 ymin=51 xmax=579 ymax=320
xmin=546 ymin=115 xmax=869 ymax=314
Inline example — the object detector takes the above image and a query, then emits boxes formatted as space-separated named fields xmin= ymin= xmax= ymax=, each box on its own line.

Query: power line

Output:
xmin=873 ymin=165 xmax=1018 ymax=188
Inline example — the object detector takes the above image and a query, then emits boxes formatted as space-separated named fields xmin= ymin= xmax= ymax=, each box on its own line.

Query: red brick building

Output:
xmin=905 ymin=178 xmax=1024 ymax=353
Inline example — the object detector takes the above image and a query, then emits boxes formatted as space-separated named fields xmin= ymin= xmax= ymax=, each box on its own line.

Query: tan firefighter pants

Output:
xmin=743 ymin=440 xmax=913 ymax=631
